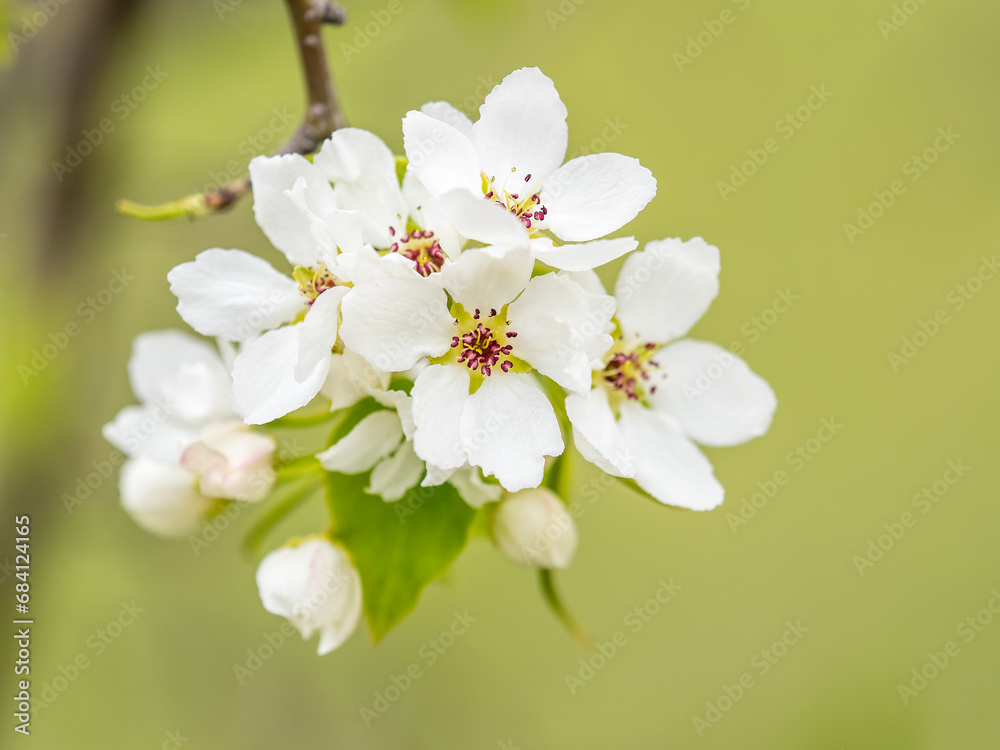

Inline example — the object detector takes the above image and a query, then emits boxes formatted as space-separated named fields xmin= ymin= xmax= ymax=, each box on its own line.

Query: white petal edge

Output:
xmin=367 ymin=441 xmax=425 ymax=501
xmin=339 ymin=277 xmax=456 ymax=372
xmin=316 ymin=410 xmax=403 ymax=474
xmin=411 ymin=364 xmax=471 ymax=472
xmin=473 ymin=67 xmax=568 ymax=184
xmin=651 ymin=339 xmax=777 ymax=447
xmin=618 ymin=402 xmax=724 ymax=511
xmin=168 ymin=248 xmax=304 ymax=342
xmin=543 ymin=153 xmax=656 ymax=242
xmin=402 ymin=111 xmax=481 ymax=197
xmin=531 ymin=236 xmax=638 ymax=273
xmin=564 ymin=389 xmax=635 ymax=478
xmin=459 ymin=374 xmax=563 ymax=492
xmin=614 ymin=237 xmax=721 ymax=344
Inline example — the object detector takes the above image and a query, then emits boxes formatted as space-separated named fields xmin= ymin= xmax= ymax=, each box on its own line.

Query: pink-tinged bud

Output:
xmin=181 ymin=420 xmax=276 ymax=502
xmin=256 ymin=538 xmax=363 ymax=655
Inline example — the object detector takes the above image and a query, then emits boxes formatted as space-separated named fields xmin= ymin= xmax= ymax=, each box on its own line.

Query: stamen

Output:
xmin=389 ymin=226 xmax=446 ymax=276
xmin=601 ymin=341 xmax=663 ymax=402
xmin=481 ymin=170 xmax=548 ymax=230
xmin=452 ymin=318 xmax=519 ymax=377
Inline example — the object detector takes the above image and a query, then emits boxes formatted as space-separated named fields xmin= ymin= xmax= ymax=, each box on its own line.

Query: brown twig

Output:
xmin=116 ymin=0 xmax=347 ymax=221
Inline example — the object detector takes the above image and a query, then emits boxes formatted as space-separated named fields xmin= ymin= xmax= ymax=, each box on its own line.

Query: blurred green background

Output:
xmin=2 ymin=0 xmax=999 ymax=747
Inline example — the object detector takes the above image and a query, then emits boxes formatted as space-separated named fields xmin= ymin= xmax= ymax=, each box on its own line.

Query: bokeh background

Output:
xmin=2 ymin=0 xmax=999 ymax=747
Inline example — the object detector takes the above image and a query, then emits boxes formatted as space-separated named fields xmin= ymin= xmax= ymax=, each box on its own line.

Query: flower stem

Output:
xmin=539 ymin=569 xmax=593 ymax=649
xmin=243 ymin=478 xmax=322 ymax=556
xmin=115 ymin=0 xmax=348 ymax=222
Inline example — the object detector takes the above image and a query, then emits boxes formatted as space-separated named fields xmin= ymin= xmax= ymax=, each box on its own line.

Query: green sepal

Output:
xmin=394 ymin=155 xmax=408 ymax=185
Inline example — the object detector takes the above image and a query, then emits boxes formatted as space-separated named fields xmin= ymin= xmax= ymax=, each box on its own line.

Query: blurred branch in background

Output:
xmin=1 ymin=0 xmax=146 ymax=268
xmin=115 ymin=0 xmax=348 ymax=222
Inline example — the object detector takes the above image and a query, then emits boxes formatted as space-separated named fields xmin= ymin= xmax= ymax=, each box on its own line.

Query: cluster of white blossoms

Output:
xmin=105 ymin=68 xmax=776 ymax=653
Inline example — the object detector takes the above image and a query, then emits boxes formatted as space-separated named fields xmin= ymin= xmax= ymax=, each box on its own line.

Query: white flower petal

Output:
xmin=128 ymin=330 xmax=232 ymax=423
xmin=531 ymin=236 xmax=638 ymax=272
xmin=618 ymin=402 xmax=724 ymax=511
xmin=507 ymin=273 xmax=614 ymax=392
xmin=401 ymin=171 xmax=463 ymax=258
xmin=119 ymin=457 xmax=213 ymax=537
xmin=168 ymin=248 xmax=304 ymax=341
xmin=438 ymin=244 xmax=533 ymax=315
xmin=543 ymin=153 xmax=656 ymax=241
xmin=651 ymin=340 xmax=777 ymax=447
xmin=373 ymin=389 xmax=415 ymax=440
xmin=316 ymin=410 xmax=403 ymax=474
xmin=421 ymin=462 xmax=453 ymax=488
xmin=284 ymin=180 xmax=365 ymax=260
xmin=231 ymin=323 xmax=331 ymax=426
xmin=367 ymin=441 xmax=425 ymax=501
xmin=565 ymin=389 xmax=635 ymax=478
xmin=315 ymin=128 xmax=407 ymax=248
xmin=459 ymin=374 xmax=563 ymax=492
xmin=103 ymin=405 xmax=199 ymax=464
xmin=294 ymin=287 xmax=349 ymax=381
xmin=402 ymin=111 xmax=481 ymax=197
xmin=339 ymin=277 xmax=455 ymax=372
xmin=446 ymin=466 xmax=502 ymax=509
xmin=473 ymin=67 xmax=568 ymax=184
xmin=249 ymin=154 xmax=337 ymax=266
xmin=420 ymin=101 xmax=474 ymax=138
xmin=615 ymin=237 xmax=721 ymax=344
xmin=321 ymin=348 xmax=391 ymax=412
xmin=436 ymin=189 xmax=529 ymax=248
xmin=411 ymin=364 xmax=470 ymax=472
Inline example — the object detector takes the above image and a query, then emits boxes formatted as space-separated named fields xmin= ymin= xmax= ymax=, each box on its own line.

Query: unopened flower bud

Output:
xmin=181 ymin=420 xmax=276 ymax=502
xmin=255 ymin=538 xmax=363 ymax=655
xmin=493 ymin=488 xmax=578 ymax=569
xmin=119 ymin=457 xmax=215 ymax=537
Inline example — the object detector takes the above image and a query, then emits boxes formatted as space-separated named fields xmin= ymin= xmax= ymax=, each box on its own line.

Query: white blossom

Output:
xmin=566 ymin=238 xmax=777 ymax=510
xmin=402 ymin=67 xmax=656 ymax=271
xmin=339 ymin=244 xmax=615 ymax=491
xmin=167 ymin=154 xmax=372 ymax=424
xmin=103 ymin=330 xmax=277 ymax=535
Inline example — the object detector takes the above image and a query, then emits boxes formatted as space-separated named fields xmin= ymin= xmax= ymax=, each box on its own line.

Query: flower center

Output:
xmin=600 ymin=341 xmax=662 ymax=403
xmin=389 ymin=228 xmax=445 ymax=276
xmin=293 ymin=263 xmax=339 ymax=304
xmin=450 ymin=308 xmax=518 ymax=377
xmin=482 ymin=170 xmax=548 ymax=230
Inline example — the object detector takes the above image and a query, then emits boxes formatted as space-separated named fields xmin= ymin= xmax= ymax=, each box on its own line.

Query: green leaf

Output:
xmin=324 ymin=472 xmax=476 ymax=642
